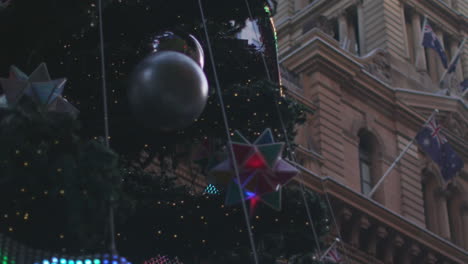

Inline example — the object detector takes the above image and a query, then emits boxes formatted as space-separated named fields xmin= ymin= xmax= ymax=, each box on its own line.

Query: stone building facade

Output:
xmin=275 ymin=0 xmax=468 ymax=263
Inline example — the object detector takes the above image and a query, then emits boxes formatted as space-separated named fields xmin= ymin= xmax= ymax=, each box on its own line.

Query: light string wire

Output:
xmin=243 ymin=1 xmax=355 ymax=263
xmin=322 ymin=182 xmax=351 ymax=264
xmin=97 ymin=0 xmax=117 ymax=255
xmin=242 ymin=0 xmax=324 ymax=261
xmin=197 ymin=0 xmax=259 ymax=263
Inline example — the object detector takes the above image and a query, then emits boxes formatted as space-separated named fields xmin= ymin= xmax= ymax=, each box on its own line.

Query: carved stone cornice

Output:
xmin=424 ymin=252 xmax=438 ymax=264
xmin=314 ymin=174 xmax=468 ymax=263
xmin=393 ymin=234 xmax=405 ymax=248
xmin=361 ymin=49 xmax=392 ymax=85
xmin=409 ymin=243 xmax=421 ymax=257
xmin=377 ymin=226 xmax=388 ymax=239
xmin=401 ymin=0 xmax=468 ymax=37
xmin=341 ymin=207 xmax=353 ymax=221
xmin=302 ymin=15 xmax=335 ymax=37
xmin=360 ymin=215 xmax=371 ymax=229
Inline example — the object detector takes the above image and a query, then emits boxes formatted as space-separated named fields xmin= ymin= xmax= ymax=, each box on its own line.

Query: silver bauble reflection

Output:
xmin=129 ymin=51 xmax=208 ymax=131
xmin=152 ymin=31 xmax=205 ymax=68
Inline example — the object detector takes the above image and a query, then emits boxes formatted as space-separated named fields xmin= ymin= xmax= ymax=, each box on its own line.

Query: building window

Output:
xmin=422 ymin=181 xmax=436 ymax=232
xmin=358 ymin=130 xmax=376 ymax=195
xmin=422 ymin=169 xmax=452 ymax=238
xmin=447 ymin=197 xmax=457 ymax=242
xmin=348 ymin=6 xmax=360 ymax=55
xmin=336 ymin=6 xmax=361 ymax=55
xmin=359 ymin=147 xmax=372 ymax=194
xmin=404 ymin=7 xmax=415 ymax=63
xmin=332 ymin=19 xmax=339 ymax=42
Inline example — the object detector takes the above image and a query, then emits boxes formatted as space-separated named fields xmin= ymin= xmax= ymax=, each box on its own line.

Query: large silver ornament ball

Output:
xmin=129 ymin=51 xmax=208 ymax=132
xmin=152 ymin=31 xmax=205 ymax=68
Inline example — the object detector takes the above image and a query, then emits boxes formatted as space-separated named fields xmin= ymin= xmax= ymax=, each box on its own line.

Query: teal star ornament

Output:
xmin=0 ymin=63 xmax=78 ymax=116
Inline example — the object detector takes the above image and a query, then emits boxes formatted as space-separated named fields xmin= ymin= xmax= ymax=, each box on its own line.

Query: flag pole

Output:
xmin=319 ymin=240 xmax=338 ymax=261
xmin=367 ymin=110 xmax=438 ymax=198
xmin=420 ymin=16 xmax=428 ymax=46
xmin=439 ymin=37 xmax=467 ymax=88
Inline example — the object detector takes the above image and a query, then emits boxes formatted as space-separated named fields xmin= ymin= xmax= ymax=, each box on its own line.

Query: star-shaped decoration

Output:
xmin=0 ymin=63 xmax=78 ymax=116
xmin=209 ymin=129 xmax=299 ymax=210
xmin=224 ymin=179 xmax=283 ymax=211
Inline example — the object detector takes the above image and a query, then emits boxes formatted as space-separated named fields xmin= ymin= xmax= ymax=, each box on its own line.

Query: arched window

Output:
xmin=422 ymin=175 xmax=439 ymax=233
xmin=358 ymin=130 xmax=378 ymax=195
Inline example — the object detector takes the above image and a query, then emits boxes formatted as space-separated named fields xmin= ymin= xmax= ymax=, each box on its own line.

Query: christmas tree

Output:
xmin=0 ymin=1 xmax=329 ymax=263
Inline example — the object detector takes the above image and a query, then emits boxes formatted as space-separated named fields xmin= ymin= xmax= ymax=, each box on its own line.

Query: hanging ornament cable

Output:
xmin=242 ymin=1 xmax=350 ymax=262
xmin=242 ymin=0 xmax=323 ymax=259
xmin=98 ymin=0 xmax=117 ymax=255
xmin=197 ymin=1 xmax=259 ymax=263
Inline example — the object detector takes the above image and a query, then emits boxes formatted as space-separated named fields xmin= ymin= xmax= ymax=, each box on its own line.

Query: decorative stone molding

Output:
xmin=302 ymin=15 xmax=336 ymax=37
xmin=440 ymin=112 xmax=468 ymax=142
xmin=341 ymin=207 xmax=353 ymax=221
xmin=424 ymin=252 xmax=438 ymax=264
xmin=361 ymin=49 xmax=392 ymax=84
xmin=409 ymin=243 xmax=421 ymax=257
xmin=434 ymin=186 xmax=451 ymax=199
xmin=279 ymin=64 xmax=301 ymax=88
xmin=421 ymin=165 xmax=444 ymax=186
xmin=377 ymin=226 xmax=388 ymax=239
xmin=393 ymin=234 xmax=405 ymax=248
xmin=360 ymin=215 xmax=371 ymax=229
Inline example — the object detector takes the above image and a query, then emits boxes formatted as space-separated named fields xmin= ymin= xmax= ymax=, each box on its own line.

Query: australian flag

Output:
xmin=416 ymin=115 xmax=464 ymax=181
xmin=322 ymin=243 xmax=343 ymax=263
xmin=422 ymin=22 xmax=448 ymax=68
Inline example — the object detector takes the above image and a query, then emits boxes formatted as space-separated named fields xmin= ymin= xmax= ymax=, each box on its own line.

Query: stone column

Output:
xmin=348 ymin=21 xmax=357 ymax=54
xmin=367 ymin=228 xmax=377 ymax=256
xmin=338 ymin=13 xmax=349 ymax=50
xmin=461 ymin=205 xmax=468 ymax=250
xmin=357 ymin=4 xmax=365 ymax=55
xmin=427 ymin=48 xmax=439 ymax=83
xmin=383 ymin=238 xmax=395 ymax=264
xmin=449 ymin=41 xmax=464 ymax=84
xmin=412 ymin=13 xmax=427 ymax=71
xmin=435 ymin=30 xmax=446 ymax=81
xmin=462 ymin=31 xmax=468 ymax=79
xmin=350 ymin=217 xmax=361 ymax=247
xmin=381 ymin=233 xmax=404 ymax=264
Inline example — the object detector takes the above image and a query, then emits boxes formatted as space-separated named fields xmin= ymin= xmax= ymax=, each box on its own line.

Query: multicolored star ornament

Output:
xmin=0 ymin=63 xmax=78 ymax=116
xmin=209 ymin=129 xmax=299 ymax=210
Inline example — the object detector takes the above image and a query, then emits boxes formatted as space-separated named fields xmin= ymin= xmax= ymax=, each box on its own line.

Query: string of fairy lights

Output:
xmin=0 ymin=233 xmax=132 ymax=264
